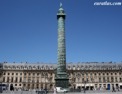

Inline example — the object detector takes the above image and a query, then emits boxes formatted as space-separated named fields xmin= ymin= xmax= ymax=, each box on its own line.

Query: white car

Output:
xmin=56 ymin=87 xmax=69 ymax=93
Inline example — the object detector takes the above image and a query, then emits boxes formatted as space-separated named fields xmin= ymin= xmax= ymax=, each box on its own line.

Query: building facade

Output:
xmin=0 ymin=63 xmax=3 ymax=84
xmin=1 ymin=4 xmax=122 ymax=92
xmin=1 ymin=62 xmax=122 ymax=90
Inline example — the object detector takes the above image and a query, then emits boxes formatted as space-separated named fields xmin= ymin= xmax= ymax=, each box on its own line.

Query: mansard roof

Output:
xmin=2 ymin=62 xmax=56 ymax=70
xmin=1 ymin=62 xmax=122 ymax=70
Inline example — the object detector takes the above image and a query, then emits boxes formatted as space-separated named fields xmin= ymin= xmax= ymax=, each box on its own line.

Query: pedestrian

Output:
xmin=116 ymin=86 xmax=119 ymax=91
xmin=83 ymin=87 xmax=86 ymax=93
xmin=53 ymin=86 xmax=57 ymax=94
xmin=112 ymin=86 xmax=116 ymax=92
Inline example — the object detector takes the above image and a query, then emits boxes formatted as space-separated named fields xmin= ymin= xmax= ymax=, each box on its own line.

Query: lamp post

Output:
xmin=83 ymin=81 xmax=86 ymax=93
xmin=44 ymin=75 xmax=46 ymax=89
xmin=82 ymin=70 xmax=89 ymax=93
xmin=44 ymin=75 xmax=48 ymax=94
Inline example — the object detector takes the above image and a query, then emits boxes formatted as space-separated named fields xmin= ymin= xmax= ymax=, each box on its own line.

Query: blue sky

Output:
xmin=0 ymin=0 xmax=122 ymax=63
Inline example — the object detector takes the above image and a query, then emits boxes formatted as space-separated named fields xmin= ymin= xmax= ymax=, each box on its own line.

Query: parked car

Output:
xmin=56 ymin=87 xmax=69 ymax=93
xmin=0 ymin=86 xmax=2 ymax=93
xmin=0 ymin=84 xmax=7 ymax=91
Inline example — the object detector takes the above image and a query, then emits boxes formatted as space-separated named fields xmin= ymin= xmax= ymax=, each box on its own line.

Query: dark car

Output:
xmin=0 ymin=86 xmax=2 ymax=93
xmin=37 ymin=90 xmax=46 ymax=94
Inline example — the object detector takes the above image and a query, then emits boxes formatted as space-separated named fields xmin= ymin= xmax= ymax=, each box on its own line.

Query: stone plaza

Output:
xmin=1 ymin=90 xmax=122 ymax=94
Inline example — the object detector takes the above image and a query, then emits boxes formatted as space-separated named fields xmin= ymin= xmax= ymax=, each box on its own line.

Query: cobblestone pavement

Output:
xmin=0 ymin=90 xmax=122 ymax=94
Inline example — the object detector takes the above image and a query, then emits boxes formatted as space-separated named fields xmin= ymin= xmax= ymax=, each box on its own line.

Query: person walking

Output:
xmin=112 ymin=86 xmax=116 ymax=92
xmin=53 ymin=86 xmax=57 ymax=94
xmin=116 ymin=86 xmax=119 ymax=91
xmin=83 ymin=87 xmax=86 ymax=93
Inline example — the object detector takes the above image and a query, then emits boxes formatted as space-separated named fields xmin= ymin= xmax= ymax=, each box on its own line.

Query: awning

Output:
xmin=81 ymin=84 xmax=94 ymax=86
xmin=76 ymin=84 xmax=94 ymax=87
xmin=85 ymin=84 xmax=90 ymax=86
xmin=76 ymin=84 xmax=82 ymax=87
xmin=119 ymin=83 xmax=122 ymax=85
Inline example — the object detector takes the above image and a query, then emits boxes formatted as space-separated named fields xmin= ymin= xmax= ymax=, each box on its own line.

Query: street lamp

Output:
xmin=83 ymin=79 xmax=89 ymax=93
xmin=82 ymin=70 xmax=89 ymax=93
xmin=44 ymin=75 xmax=46 ymax=89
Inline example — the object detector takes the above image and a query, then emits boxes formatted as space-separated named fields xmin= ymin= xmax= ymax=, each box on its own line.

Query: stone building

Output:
xmin=1 ymin=62 xmax=122 ymax=90
xmin=0 ymin=63 xmax=3 ymax=84
xmin=1 ymin=4 xmax=122 ymax=92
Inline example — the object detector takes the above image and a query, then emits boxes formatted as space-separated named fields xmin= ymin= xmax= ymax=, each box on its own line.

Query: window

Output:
xmin=115 ymin=77 xmax=118 ymax=82
xmin=94 ymin=73 xmax=96 ymax=75
xmin=78 ymin=78 xmax=80 ymax=82
xmin=107 ymin=77 xmax=109 ymax=82
xmin=24 ymin=73 xmax=26 ymax=76
xmin=87 ymin=78 xmax=88 ymax=82
xmin=82 ymin=73 xmax=84 ymax=76
xmin=37 ymin=77 xmax=39 ymax=82
xmin=99 ymin=73 xmax=101 ymax=75
xmin=12 ymin=73 xmax=14 ymax=75
xmin=20 ymin=77 xmax=22 ymax=82
xmin=91 ymin=78 xmax=93 ymax=82
xmin=50 ymin=73 xmax=52 ymax=76
xmin=82 ymin=78 xmax=84 ymax=82
xmin=45 ymin=73 xmax=48 ymax=77
xmin=38 ymin=66 xmax=40 ymax=69
xmin=99 ymin=78 xmax=101 ymax=82
xmin=16 ymin=73 xmax=18 ymax=75
xmin=41 ymin=72 xmax=44 ymax=78
xmin=90 ymin=73 xmax=92 ymax=76
xmin=3 ymin=77 xmax=5 ymax=82
xmin=37 ymin=84 xmax=39 ymax=88
xmin=8 ymin=73 xmax=10 ymax=75
xmin=24 ymin=77 xmax=26 ymax=82
xmin=29 ymin=73 xmax=31 ymax=75
xmin=77 ymin=73 xmax=80 ymax=78
xmin=4 ymin=73 xmax=5 ymax=75
xmin=19 ymin=84 xmax=21 ymax=86
xmin=15 ymin=84 xmax=17 ymax=86
xmin=20 ymin=73 xmax=22 ymax=75
xmin=11 ymin=77 xmax=13 ymax=82
xmin=7 ymin=77 xmax=9 ymax=82
xmin=99 ymin=84 xmax=101 ymax=88
xmin=15 ymin=77 xmax=18 ymax=82
xmin=32 ymin=77 xmax=35 ymax=82
xmin=95 ymin=84 xmax=97 ymax=88
xmin=120 ymin=78 xmax=122 ymax=82
xmin=103 ymin=77 xmax=105 ymax=82
xmin=103 ymin=84 xmax=106 ymax=88
xmin=73 ymin=78 xmax=76 ymax=82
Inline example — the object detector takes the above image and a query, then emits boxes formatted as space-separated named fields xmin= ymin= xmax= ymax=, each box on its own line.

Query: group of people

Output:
xmin=112 ymin=86 xmax=119 ymax=92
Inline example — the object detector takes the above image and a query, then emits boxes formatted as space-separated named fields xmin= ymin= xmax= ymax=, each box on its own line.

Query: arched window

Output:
xmin=20 ymin=77 xmax=22 ymax=82
xmin=38 ymin=66 xmax=40 ymax=69
xmin=15 ymin=77 xmax=18 ymax=82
